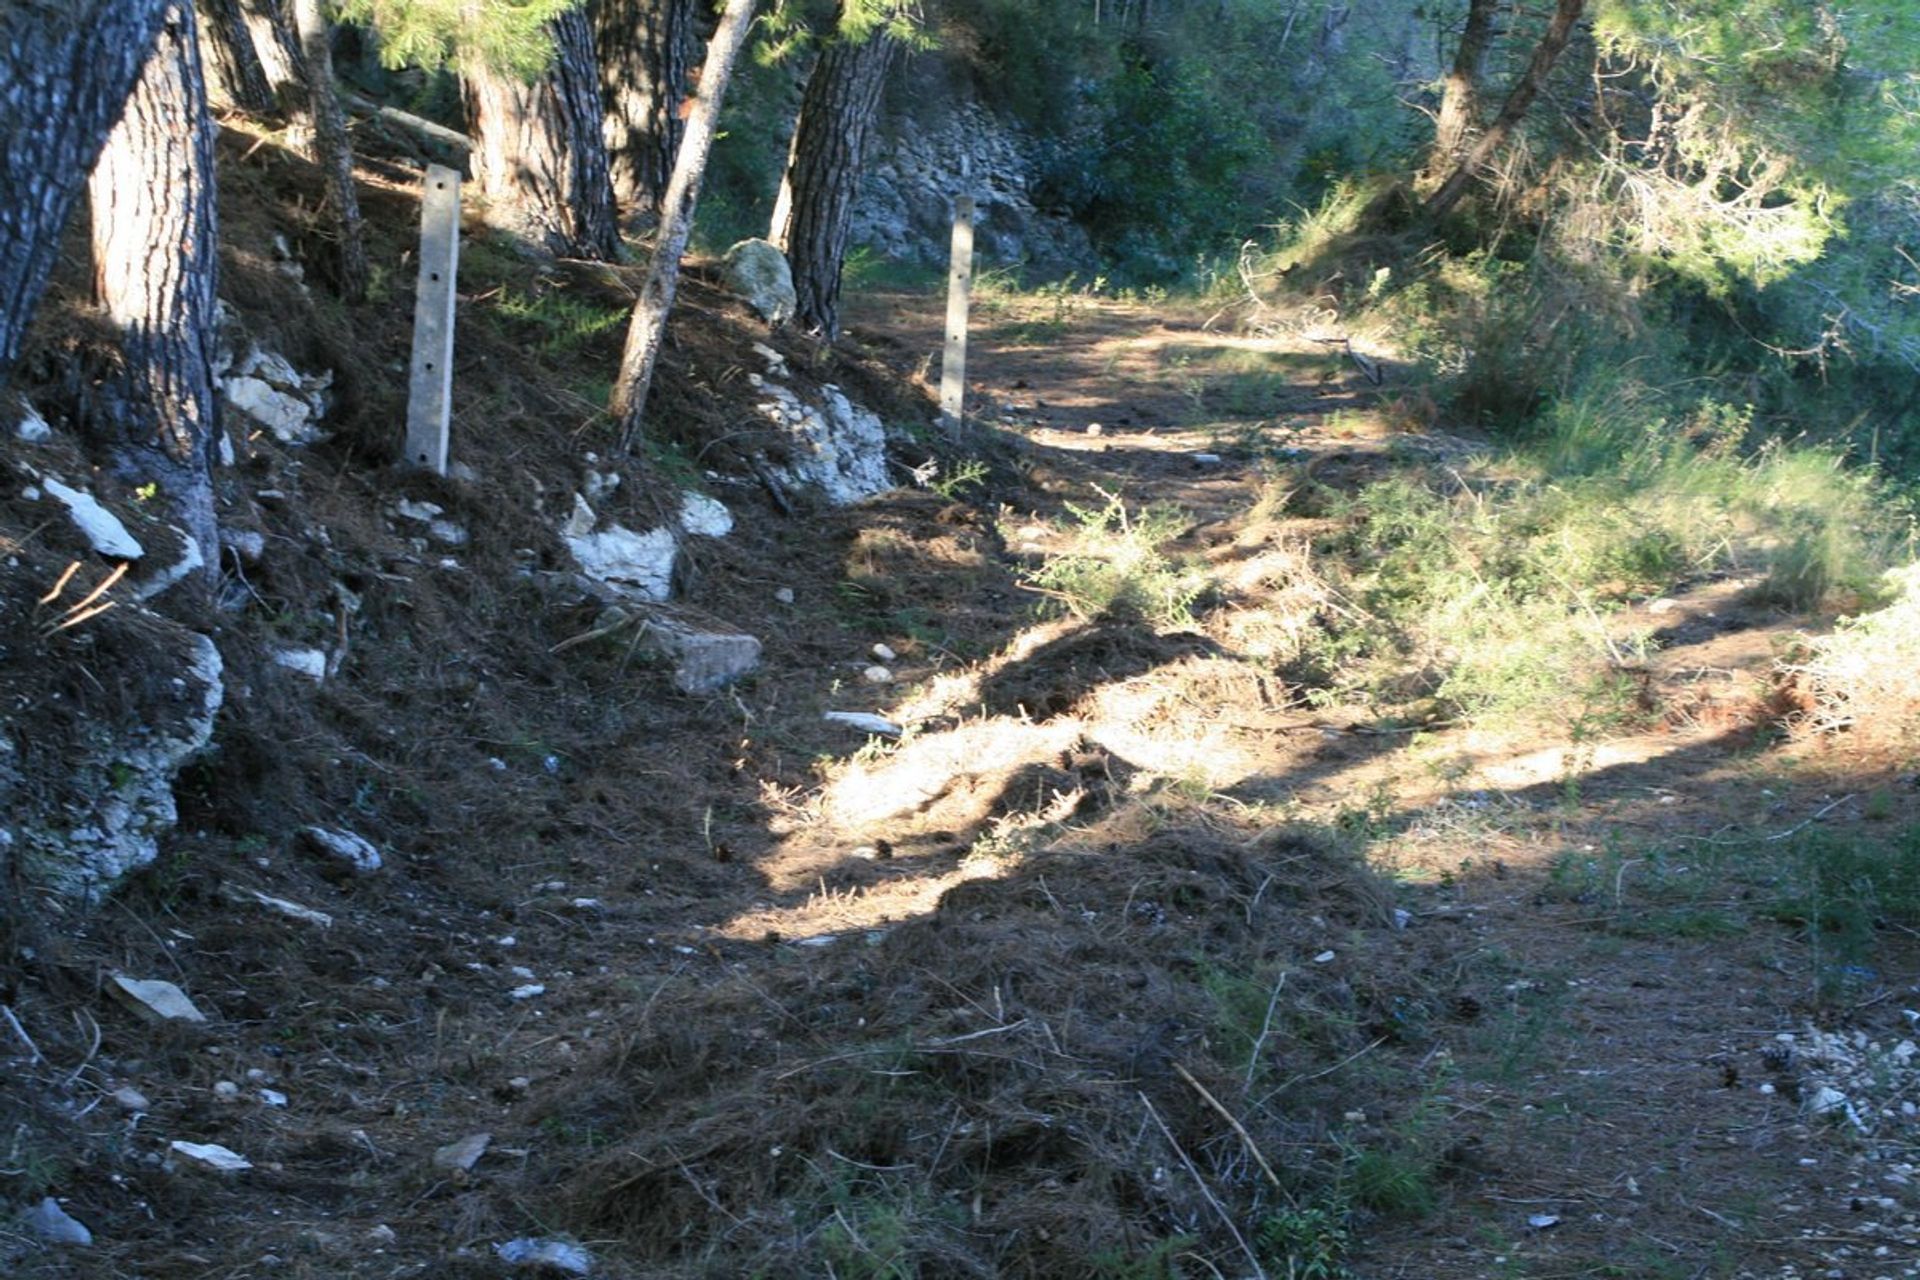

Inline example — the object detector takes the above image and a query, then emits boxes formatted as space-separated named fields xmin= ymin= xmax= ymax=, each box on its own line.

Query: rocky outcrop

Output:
xmin=748 ymin=374 xmax=892 ymax=506
xmin=853 ymin=101 xmax=1094 ymax=275
xmin=6 ymin=625 xmax=223 ymax=907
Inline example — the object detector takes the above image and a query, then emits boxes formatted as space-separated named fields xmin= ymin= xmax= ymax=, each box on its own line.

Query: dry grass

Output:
xmin=1780 ymin=562 xmax=1920 ymax=755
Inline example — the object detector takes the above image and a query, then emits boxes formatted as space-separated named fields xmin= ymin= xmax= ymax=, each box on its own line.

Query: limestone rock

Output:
xmin=648 ymin=620 xmax=762 ymax=695
xmin=131 ymin=529 xmax=203 ymax=601
xmin=20 ymin=1198 xmax=92 ymax=1247
xmin=11 ymin=630 xmax=222 ymax=904
xmin=109 ymin=975 xmax=208 ymax=1023
xmin=497 ymin=1238 xmax=593 ymax=1275
xmin=42 ymin=477 xmax=144 ymax=559
xmin=748 ymin=375 xmax=891 ymax=506
xmin=565 ymin=522 xmax=677 ymax=602
xmin=721 ymin=239 xmax=796 ymax=325
xmin=221 ymin=344 xmax=332 ymax=446
xmin=168 ymin=1140 xmax=251 ymax=1173
xmin=299 ymin=826 xmax=383 ymax=875
xmin=14 ymin=398 xmax=52 ymax=443
xmin=678 ymin=492 xmax=733 ymax=539
xmin=273 ymin=648 xmax=328 ymax=681
xmin=433 ymin=1133 xmax=492 ymax=1174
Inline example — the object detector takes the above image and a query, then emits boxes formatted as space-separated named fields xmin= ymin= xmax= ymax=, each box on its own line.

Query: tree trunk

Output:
xmin=238 ymin=0 xmax=307 ymax=115
xmin=291 ymin=0 xmax=368 ymax=301
xmin=1425 ymin=0 xmax=1585 ymax=219
xmin=0 ymin=0 xmax=171 ymax=395
xmin=594 ymin=0 xmax=698 ymax=224
xmin=87 ymin=2 xmax=223 ymax=572
xmin=197 ymin=0 xmax=274 ymax=111
xmin=770 ymin=12 xmax=899 ymax=341
xmin=612 ymin=0 xmax=759 ymax=448
xmin=1426 ymin=0 xmax=1497 ymax=181
xmin=465 ymin=8 xmax=621 ymax=260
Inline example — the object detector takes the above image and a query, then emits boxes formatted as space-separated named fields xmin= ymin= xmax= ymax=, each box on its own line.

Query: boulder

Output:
xmin=747 ymin=375 xmax=891 ymax=506
xmin=721 ymin=239 xmax=796 ymax=325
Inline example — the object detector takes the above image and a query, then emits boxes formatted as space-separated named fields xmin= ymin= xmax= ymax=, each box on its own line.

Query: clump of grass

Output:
xmin=1781 ymin=562 xmax=1920 ymax=752
xmin=1023 ymin=490 xmax=1208 ymax=627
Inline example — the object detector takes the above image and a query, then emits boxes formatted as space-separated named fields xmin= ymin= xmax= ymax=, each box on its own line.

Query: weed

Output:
xmin=493 ymin=286 xmax=627 ymax=358
xmin=1022 ymin=491 xmax=1207 ymax=627
xmin=1256 ymin=1203 xmax=1352 ymax=1279
xmin=927 ymin=458 xmax=989 ymax=501
xmin=1344 ymin=1144 xmax=1437 ymax=1218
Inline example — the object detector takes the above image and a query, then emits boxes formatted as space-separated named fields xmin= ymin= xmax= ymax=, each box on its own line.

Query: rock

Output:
xmin=42 ymin=477 xmax=144 ymax=559
xmin=132 ymin=529 xmax=204 ymax=601
xmin=630 ymin=617 xmax=762 ymax=694
xmin=109 ymin=975 xmax=209 ymax=1023
xmin=391 ymin=499 xmax=443 ymax=523
xmin=496 ymin=1237 xmax=593 ymax=1275
xmin=720 ymin=239 xmax=796 ymax=325
xmin=862 ymin=665 xmax=892 ymax=684
xmin=583 ymin=469 xmax=621 ymax=504
xmin=432 ymin=1133 xmax=492 ymax=1174
xmin=1085 ymin=423 xmax=1103 ymax=436
xmin=775 ymin=587 xmax=795 ymax=605
xmin=748 ymin=376 xmax=891 ymax=505
xmin=10 ymin=628 xmax=223 ymax=904
xmin=225 ymin=885 xmax=332 ymax=928
xmin=508 ymin=984 xmax=545 ymax=1001
xmin=299 ymin=826 xmax=383 ymax=875
xmin=168 ymin=1140 xmax=252 ymax=1173
xmin=224 ymin=377 xmax=315 ymax=444
xmin=14 ymin=399 xmax=52 ymax=443
xmin=212 ymin=1080 xmax=241 ymax=1102
xmin=563 ymin=497 xmax=678 ymax=602
xmin=678 ymin=492 xmax=733 ymax=538
xmin=112 ymin=1086 xmax=151 ymax=1112
xmin=1191 ymin=452 xmax=1222 ymax=465
xmin=871 ymin=643 xmax=896 ymax=662
xmin=750 ymin=342 xmax=789 ymax=377
xmin=427 ymin=519 xmax=468 ymax=547
xmin=259 ymin=1088 xmax=288 ymax=1107
xmin=823 ymin=711 xmax=903 ymax=738
xmin=272 ymin=648 xmax=328 ymax=681
xmin=21 ymin=1198 xmax=92 ymax=1247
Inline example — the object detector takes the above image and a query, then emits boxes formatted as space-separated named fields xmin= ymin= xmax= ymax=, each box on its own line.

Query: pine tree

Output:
xmin=594 ymin=0 xmax=699 ymax=223
xmin=0 ymin=0 xmax=172 ymax=393
xmin=291 ymin=0 xmax=370 ymax=300
xmin=86 ymin=2 xmax=224 ymax=572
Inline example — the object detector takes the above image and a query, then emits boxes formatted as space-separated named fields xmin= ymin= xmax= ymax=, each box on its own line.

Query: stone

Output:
xmin=226 ymin=885 xmax=333 ymax=929
xmin=21 ymin=1197 xmax=92 ymax=1247
xmin=508 ymin=984 xmax=545 ymax=1000
xmin=863 ymin=665 xmax=892 ymax=683
xmin=871 ymin=643 xmax=897 ymax=662
xmin=432 ymin=1133 xmax=492 ymax=1174
xmin=131 ymin=529 xmax=203 ymax=601
xmin=497 ymin=1238 xmax=593 ymax=1275
xmin=583 ymin=469 xmax=621 ymax=504
xmin=299 ymin=826 xmax=383 ymax=875
xmin=638 ymin=618 xmax=762 ymax=695
xmin=823 ymin=711 xmax=903 ymax=737
xmin=223 ymin=376 xmax=315 ymax=444
xmin=749 ymin=376 xmax=891 ymax=505
xmin=169 ymin=1140 xmax=251 ymax=1172
xmin=678 ymin=492 xmax=733 ymax=538
xmin=391 ymin=499 xmax=443 ymax=523
xmin=720 ymin=239 xmax=796 ymax=325
xmin=109 ymin=976 xmax=209 ymax=1023
xmin=273 ymin=648 xmax=328 ymax=681
xmin=775 ymin=587 xmax=795 ymax=605
xmin=213 ymin=1080 xmax=241 ymax=1102
xmin=14 ymin=399 xmax=52 ymax=443
xmin=112 ymin=1086 xmax=151 ymax=1112
xmin=42 ymin=477 xmax=144 ymax=559
xmin=565 ymin=522 xmax=678 ymax=602
xmin=427 ymin=520 xmax=468 ymax=547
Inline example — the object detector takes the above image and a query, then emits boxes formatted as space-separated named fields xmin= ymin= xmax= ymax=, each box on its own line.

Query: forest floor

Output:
xmin=4 ymin=152 xmax=1920 ymax=1277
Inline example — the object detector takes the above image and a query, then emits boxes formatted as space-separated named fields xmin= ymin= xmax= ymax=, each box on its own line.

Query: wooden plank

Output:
xmin=404 ymin=164 xmax=460 ymax=474
xmin=938 ymin=195 xmax=975 ymax=435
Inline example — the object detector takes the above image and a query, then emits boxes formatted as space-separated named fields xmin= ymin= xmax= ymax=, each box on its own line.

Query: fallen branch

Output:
xmin=1140 ymin=1090 xmax=1268 ymax=1280
xmin=1175 ymin=1062 xmax=1282 ymax=1190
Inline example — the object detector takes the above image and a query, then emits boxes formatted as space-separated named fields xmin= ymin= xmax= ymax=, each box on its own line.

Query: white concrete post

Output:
xmin=405 ymin=164 xmax=460 ymax=473
xmin=938 ymin=194 xmax=975 ymax=435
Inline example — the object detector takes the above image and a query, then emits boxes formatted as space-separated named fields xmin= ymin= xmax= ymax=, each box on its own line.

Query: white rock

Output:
xmin=132 ymin=529 xmax=203 ymax=601
xmin=1085 ymin=422 xmax=1103 ymax=436
xmin=243 ymin=889 xmax=333 ymax=929
xmin=43 ymin=477 xmax=144 ymax=559
xmin=273 ymin=648 xmax=328 ymax=681
xmin=109 ymin=975 xmax=207 ymax=1023
xmin=299 ymin=826 xmax=383 ymax=874
xmin=213 ymin=1080 xmax=241 ymax=1102
xmin=112 ymin=1086 xmax=151 ymax=1112
xmin=1191 ymin=452 xmax=1223 ymax=465
xmin=823 ymin=711 xmax=903 ymax=737
xmin=775 ymin=587 xmax=796 ymax=604
xmin=169 ymin=1140 xmax=252 ymax=1172
xmin=14 ymin=399 xmax=52 ymax=443
xmin=427 ymin=520 xmax=468 ymax=547
xmin=1647 ymin=597 xmax=1678 ymax=615
xmin=1808 ymin=1085 xmax=1851 ymax=1116
xmin=644 ymin=620 xmax=762 ymax=695
xmin=224 ymin=375 xmax=317 ymax=444
xmin=565 ymin=523 xmax=677 ymax=602
xmin=433 ymin=1133 xmax=492 ymax=1174
xmin=392 ymin=499 xmax=443 ymax=523
xmin=496 ymin=1237 xmax=593 ymax=1275
xmin=1312 ymin=950 xmax=1336 ymax=964
xmin=562 ymin=493 xmax=597 ymax=540
xmin=863 ymin=665 xmax=892 ymax=683
xmin=21 ymin=1197 xmax=92 ymax=1246
xmin=259 ymin=1088 xmax=288 ymax=1107
xmin=721 ymin=239 xmax=796 ymax=325
xmin=871 ymin=643 xmax=897 ymax=662
xmin=583 ymin=469 xmax=621 ymax=504
xmin=679 ymin=491 xmax=733 ymax=538
xmin=508 ymin=984 xmax=546 ymax=1001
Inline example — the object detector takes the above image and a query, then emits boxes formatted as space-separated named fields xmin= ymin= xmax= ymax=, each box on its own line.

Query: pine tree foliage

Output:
xmin=336 ymin=0 xmax=581 ymax=78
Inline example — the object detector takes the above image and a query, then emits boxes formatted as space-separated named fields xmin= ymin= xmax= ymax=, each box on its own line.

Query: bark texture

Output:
xmin=239 ymin=0 xmax=307 ymax=109
xmin=465 ymin=8 xmax=621 ymax=260
xmin=0 ymin=0 xmax=171 ymax=393
xmin=772 ymin=16 xmax=900 ymax=340
xmin=197 ymin=0 xmax=274 ymax=110
xmin=1427 ymin=0 xmax=1498 ymax=179
xmin=594 ymin=0 xmax=698 ymax=222
xmin=88 ymin=2 xmax=223 ymax=571
xmin=1425 ymin=0 xmax=1586 ymax=219
xmin=613 ymin=0 xmax=759 ymax=446
xmin=291 ymin=0 xmax=368 ymax=301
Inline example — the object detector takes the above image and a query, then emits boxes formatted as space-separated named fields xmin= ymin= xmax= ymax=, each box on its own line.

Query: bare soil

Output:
xmin=3 ymin=139 xmax=1918 ymax=1279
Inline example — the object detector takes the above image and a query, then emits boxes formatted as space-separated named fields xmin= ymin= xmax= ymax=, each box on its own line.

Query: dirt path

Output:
xmin=846 ymin=288 xmax=1920 ymax=1279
